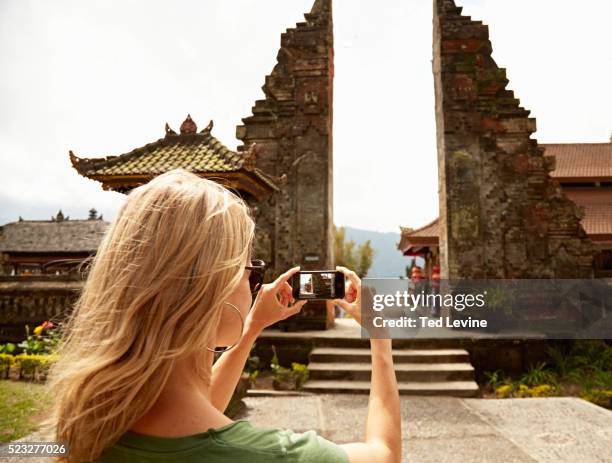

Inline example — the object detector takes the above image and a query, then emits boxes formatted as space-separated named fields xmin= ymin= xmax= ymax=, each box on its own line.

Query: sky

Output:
xmin=0 ymin=0 xmax=610 ymax=232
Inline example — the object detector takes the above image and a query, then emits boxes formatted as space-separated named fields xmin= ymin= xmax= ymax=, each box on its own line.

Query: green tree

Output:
xmin=334 ymin=226 xmax=375 ymax=278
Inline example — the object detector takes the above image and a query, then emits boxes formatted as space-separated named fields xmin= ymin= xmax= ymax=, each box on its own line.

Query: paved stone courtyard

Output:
xmin=5 ymin=395 xmax=611 ymax=462
xmin=240 ymin=395 xmax=612 ymax=462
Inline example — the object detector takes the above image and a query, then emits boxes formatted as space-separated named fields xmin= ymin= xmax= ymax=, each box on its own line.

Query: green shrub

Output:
xmin=494 ymin=382 xmax=557 ymax=398
xmin=581 ymin=389 xmax=612 ymax=408
xmin=12 ymin=354 xmax=59 ymax=381
xmin=494 ymin=384 xmax=513 ymax=398
xmin=290 ymin=362 xmax=309 ymax=389
xmin=484 ymin=370 xmax=505 ymax=390
xmin=270 ymin=346 xmax=309 ymax=390
xmin=520 ymin=362 xmax=558 ymax=387
xmin=0 ymin=343 xmax=16 ymax=355
xmin=486 ymin=341 xmax=612 ymax=408
xmin=0 ymin=354 xmax=14 ymax=379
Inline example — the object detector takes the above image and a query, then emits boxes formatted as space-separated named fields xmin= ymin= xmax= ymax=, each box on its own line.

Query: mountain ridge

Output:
xmin=341 ymin=226 xmax=422 ymax=278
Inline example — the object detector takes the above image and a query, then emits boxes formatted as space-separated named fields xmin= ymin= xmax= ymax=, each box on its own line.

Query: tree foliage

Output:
xmin=333 ymin=226 xmax=375 ymax=278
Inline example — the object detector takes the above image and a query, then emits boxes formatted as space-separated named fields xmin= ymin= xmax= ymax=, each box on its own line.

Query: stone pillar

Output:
xmin=237 ymin=0 xmax=334 ymax=329
xmin=433 ymin=0 xmax=594 ymax=279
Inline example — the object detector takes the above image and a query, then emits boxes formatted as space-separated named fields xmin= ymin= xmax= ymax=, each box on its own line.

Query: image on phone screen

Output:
xmin=293 ymin=271 xmax=344 ymax=300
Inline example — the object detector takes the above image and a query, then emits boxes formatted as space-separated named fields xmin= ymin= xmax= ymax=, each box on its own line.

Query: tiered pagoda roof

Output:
xmin=70 ymin=115 xmax=279 ymax=198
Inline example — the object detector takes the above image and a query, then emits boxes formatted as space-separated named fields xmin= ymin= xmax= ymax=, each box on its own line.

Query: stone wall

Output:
xmin=236 ymin=0 xmax=334 ymax=328
xmin=433 ymin=0 xmax=594 ymax=279
xmin=0 ymin=276 xmax=81 ymax=342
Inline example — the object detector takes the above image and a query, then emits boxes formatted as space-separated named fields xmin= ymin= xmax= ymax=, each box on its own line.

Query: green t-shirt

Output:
xmin=97 ymin=420 xmax=349 ymax=463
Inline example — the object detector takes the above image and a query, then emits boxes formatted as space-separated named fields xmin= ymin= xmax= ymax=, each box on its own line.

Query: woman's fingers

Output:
xmin=336 ymin=266 xmax=361 ymax=295
xmin=273 ymin=266 xmax=301 ymax=290
xmin=337 ymin=265 xmax=361 ymax=288
xmin=335 ymin=265 xmax=351 ymax=278
xmin=282 ymin=281 xmax=293 ymax=295
xmin=247 ymin=270 xmax=307 ymax=330
xmin=276 ymin=281 xmax=293 ymax=306
xmin=279 ymin=300 xmax=307 ymax=320
xmin=333 ymin=298 xmax=362 ymax=325
xmin=336 ymin=266 xmax=361 ymax=305
xmin=345 ymin=281 xmax=358 ymax=303
xmin=333 ymin=297 xmax=354 ymax=314
xmin=290 ymin=300 xmax=307 ymax=314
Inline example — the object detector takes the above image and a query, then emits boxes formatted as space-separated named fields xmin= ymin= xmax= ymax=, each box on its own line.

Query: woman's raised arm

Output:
xmin=209 ymin=267 xmax=306 ymax=412
xmin=333 ymin=266 xmax=402 ymax=463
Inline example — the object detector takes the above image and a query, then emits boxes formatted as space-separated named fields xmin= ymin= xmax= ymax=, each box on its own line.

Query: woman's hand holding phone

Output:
xmin=331 ymin=266 xmax=362 ymax=326
xmin=245 ymin=266 xmax=307 ymax=335
xmin=331 ymin=266 xmax=390 ymax=339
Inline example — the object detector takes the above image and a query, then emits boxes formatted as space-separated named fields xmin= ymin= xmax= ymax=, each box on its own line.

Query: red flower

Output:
xmin=41 ymin=321 xmax=55 ymax=330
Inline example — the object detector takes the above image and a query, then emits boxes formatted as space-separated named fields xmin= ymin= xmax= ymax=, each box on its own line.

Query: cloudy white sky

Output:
xmin=0 ymin=0 xmax=610 ymax=232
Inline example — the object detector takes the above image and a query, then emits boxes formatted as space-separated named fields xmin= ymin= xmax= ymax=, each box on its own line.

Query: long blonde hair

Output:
xmin=41 ymin=168 xmax=255 ymax=462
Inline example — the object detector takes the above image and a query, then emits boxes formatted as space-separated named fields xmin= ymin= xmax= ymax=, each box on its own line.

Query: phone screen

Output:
xmin=292 ymin=271 xmax=345 ymax=300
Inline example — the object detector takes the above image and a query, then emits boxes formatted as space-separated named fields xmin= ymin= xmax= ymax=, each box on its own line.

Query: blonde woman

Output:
xmin=43 ymin=168 xmax=401 ymax=463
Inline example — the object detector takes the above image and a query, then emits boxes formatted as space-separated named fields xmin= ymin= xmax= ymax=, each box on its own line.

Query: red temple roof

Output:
xmin=399 ymin=200 xmax=612 ymax=254
xmin=399 ymin=142 xmax=612 ymax=254
xmin=398 ymin=218 xmax=439 ymax=256
xmin=543 ymin=143 xmax=612 ymax=182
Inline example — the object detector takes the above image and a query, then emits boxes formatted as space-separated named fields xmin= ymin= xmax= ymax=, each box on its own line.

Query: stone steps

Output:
xmin=303 ymin=379 xmax=479 ymax=397
xmin=309 ymin=361 xmax=475 ymax=382
xmin=310 ymin=347 xmax=470 ymax=364
xmin=309 ymin=337 xmax=467 ymax=349
xmin=303 ymin=346 xmax=480 ymax=397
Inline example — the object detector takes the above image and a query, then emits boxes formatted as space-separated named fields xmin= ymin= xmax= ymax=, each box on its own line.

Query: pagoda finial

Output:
xmin=201 ymin=120 xmax=214 ymax=133
xmin=180 ymin=114 xmax=197 ymax=134
xmin=165 ymin=123 xmax=177 ymax=135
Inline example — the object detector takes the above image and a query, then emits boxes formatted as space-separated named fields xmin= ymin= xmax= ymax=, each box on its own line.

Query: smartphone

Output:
xmin=292 ymin=270 xmax=345 ymax=300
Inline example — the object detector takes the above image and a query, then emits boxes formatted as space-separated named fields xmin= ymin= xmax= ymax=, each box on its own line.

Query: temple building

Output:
xmin=70 ymin=0 xmax=335 ymax=330
xmin=69 ymin=115 xmax=279 ymax=200
xmin=399 ymin=142 xmax=612 ymax=278
xmin=0 ymin=209 xmax=108 ymax=275
xmin=0 ymin=209 xmax=109 ymax=342
xmin=398 ymin=218 xmax=440 ymax=278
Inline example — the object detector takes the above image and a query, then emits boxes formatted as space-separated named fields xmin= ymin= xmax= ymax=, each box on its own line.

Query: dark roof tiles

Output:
xmin=73 ymin=131 xmax=241 ymax=177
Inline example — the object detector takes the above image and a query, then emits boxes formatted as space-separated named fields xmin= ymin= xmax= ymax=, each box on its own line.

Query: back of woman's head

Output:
xmin=42 ymin=168 xmax=255 ymax=462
